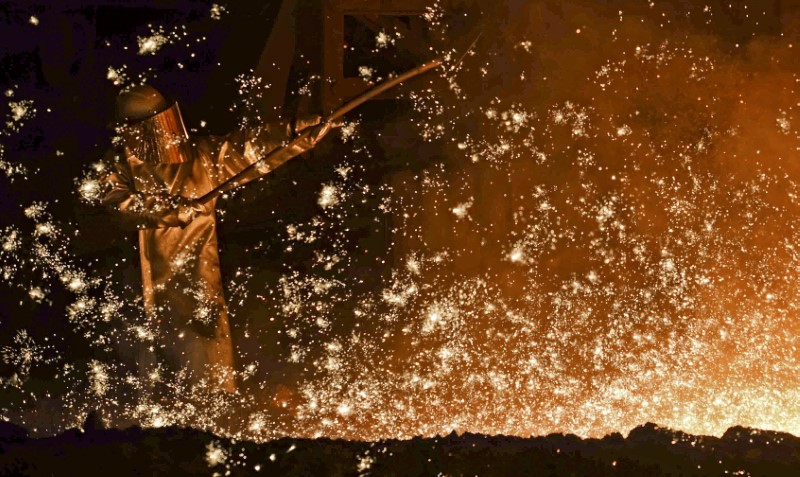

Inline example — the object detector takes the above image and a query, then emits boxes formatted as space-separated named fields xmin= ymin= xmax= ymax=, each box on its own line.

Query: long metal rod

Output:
xmin=197 ymin=57 xmax=444 ymax=204
xmin=328 ymin=57 xmax=443 ymax=122
xmin=198 ymin=31 xmax=481 ymax=204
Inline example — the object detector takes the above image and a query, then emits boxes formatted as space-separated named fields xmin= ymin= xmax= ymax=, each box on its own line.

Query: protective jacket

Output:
xmin=103 ymin=122 xmax=317 ymax=392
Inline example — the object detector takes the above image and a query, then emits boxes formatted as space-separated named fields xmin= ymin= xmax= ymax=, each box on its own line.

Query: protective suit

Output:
xmin=103 ymin=85 xmax=329 ymax=393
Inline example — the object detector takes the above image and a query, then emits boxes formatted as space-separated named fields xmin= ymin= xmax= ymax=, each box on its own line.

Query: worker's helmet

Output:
xmin=115 ymin=84 xmax=193 ymax=164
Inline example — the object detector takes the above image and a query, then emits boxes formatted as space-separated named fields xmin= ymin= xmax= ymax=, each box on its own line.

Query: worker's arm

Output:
xmin=201 ymin=116 xmax=334 ymax=191
xmin=101 ymin=162 xmax=203 ymax=228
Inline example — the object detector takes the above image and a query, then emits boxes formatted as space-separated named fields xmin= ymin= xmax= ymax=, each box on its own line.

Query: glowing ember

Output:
xmin=317 ymin=184 xmax=340 ymax=208
xmin=205 ymin=440 xmax=228 ymax=467
xmin=210 ymin=4 xmax=227 ymax=20
xmin=138 ymin=33 xmax=168 ymax=56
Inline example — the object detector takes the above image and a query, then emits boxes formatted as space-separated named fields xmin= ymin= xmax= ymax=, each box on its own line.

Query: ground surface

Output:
xmin=1 ymin=420 xmax=799 ymax=476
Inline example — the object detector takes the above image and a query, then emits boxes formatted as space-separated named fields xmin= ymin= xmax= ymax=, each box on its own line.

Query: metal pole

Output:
xmin=197 ymin=31 xmax=481 ymax=204
xmin=197 ymin=57 xmax=443 ymax=204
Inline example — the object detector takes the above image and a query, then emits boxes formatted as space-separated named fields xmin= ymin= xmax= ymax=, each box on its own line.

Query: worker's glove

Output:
xmin=175 ymin=197 xmax=207 ymax=228
xmin=293 ymin=115 xmax=322 ymax=134
xmin=156 ymin=195 xmax=206 ymax=228
xmin=306 ymin=119 xmax=344 ymax=146
xmin=293 ymin=115 xmax=343 ymax=146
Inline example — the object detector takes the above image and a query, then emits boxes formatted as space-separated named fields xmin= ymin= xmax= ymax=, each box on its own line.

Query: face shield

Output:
xmin=119 ymin=102 xmax=194 ymax=164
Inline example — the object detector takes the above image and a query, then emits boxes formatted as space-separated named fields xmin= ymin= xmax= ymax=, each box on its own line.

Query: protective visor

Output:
xmin=120 ymin=102 xmax=193 ymax=164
